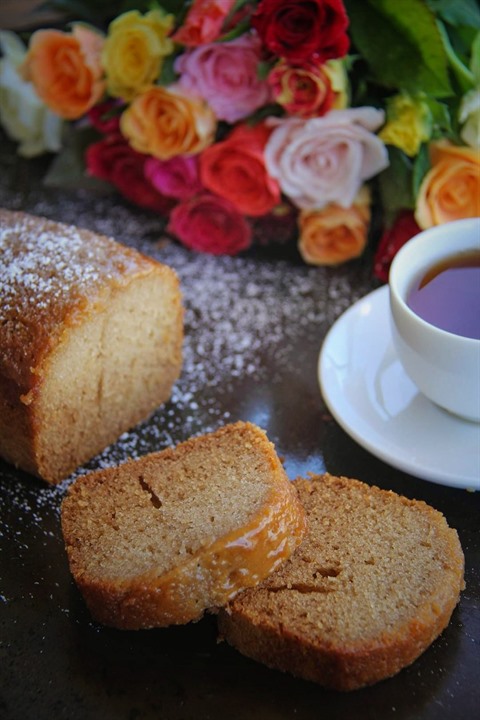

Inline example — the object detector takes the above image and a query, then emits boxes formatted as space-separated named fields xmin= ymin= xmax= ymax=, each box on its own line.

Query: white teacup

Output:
xmin=389 ymin=218 xmax=480 ymax=423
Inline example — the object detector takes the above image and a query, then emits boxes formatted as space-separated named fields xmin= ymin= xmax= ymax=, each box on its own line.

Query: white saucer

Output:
xmin=318 ymin=286 xmax=480 ymax=490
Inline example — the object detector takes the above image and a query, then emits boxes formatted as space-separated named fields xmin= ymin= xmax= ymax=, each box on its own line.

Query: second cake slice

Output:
xmin=218 ymin=474 xmax=465 ymax=690
xmin=61 ymin=422 xmax=306 ymax=629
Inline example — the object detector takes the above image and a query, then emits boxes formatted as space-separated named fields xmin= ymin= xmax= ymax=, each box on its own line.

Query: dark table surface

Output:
xmin=0 ymin=132 xmax=479 ymax=720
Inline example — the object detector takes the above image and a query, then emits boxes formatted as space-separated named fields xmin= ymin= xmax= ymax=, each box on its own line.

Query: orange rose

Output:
xmin=120 ymin=86 xmax=216 ymax=160
xmin=268 ymin=59 xmax=335 ymax=118
xmin=19 ymin=25 xmax=104 ymax=120
xmin=298 ymin=187 xmax=371 ymax=265
xmin=415 ymin=141 xmax=480 ymax=229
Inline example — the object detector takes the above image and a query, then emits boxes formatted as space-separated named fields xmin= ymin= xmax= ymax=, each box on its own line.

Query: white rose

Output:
xmin=459 ymin=88 xmax=480 ymax=149
xmin=0 ymin=30 xmax=63 ymax=157
xmin=265 ymin=107 xmax=389 ymax=210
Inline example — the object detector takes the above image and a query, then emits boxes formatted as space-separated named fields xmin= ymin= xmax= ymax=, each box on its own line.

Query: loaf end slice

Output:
xmin=0 ymin=209 xmax=183 ymax=483
xmin=218 ymin=474 xmax=465 ymax=690
xmin=61 ymin=422 xmax=306 ymax=629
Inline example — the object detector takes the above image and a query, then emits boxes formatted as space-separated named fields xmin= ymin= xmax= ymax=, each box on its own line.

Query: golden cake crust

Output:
xmin=0 ymin=209 xmax=163 ymax=390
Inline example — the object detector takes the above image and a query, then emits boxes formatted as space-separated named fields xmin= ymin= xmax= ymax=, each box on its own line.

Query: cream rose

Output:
xmin=264 ymin=107 xmax=388 ymax=210
xmin=0 ymin=30 xmax=62 ymax=156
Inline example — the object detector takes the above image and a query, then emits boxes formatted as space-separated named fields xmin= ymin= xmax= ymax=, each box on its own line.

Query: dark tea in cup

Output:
xmin=407 ymin=249 xmax=480 ymax=340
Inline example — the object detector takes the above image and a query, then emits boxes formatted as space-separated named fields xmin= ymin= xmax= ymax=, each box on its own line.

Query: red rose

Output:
xmin=85 ymin=133 xmax=174 ymax=214
xmin=199 ymin=122 xmax=280 ymax=216
xmin=251 ymin=0 xmax=349 ymax=63
xmin=373 ymin=210 xmax=421 ymax=283
xmin=252 ymin=202 xmax=298 ymax=245
xmin=87 ymin=100 xmax=122 ymax=134
xmin=167 ymin=193 xmax=252 ymax=255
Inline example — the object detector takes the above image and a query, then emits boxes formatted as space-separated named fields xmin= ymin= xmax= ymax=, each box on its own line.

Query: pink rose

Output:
xmin=144 ymin=155 xmax=203 ymax=200
xmin=172 ymin=0 xmax=237 ymax=46
xmin=167 ymin=192 xmax=252 ymax=255
xmin=264 ymin=108 xmax=389 ymax=209
xmin=175 ymin=34 xmax=271 ymax=123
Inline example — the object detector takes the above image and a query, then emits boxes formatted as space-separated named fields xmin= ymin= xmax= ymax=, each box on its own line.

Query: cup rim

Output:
xmin=389 ymin=218 xmax=480 ymax=345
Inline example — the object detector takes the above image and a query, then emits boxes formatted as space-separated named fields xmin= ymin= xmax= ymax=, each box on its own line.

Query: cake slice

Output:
xmin=218 ymin=474 xmax=465 ymax=690
xmin=61 ymin=422 xmax=307 ymax=629
xmin=0 ymin=209 xmax=183 ymax=483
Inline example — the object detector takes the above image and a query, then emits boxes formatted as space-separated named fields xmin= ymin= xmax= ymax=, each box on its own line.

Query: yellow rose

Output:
xmin=120 ymin=85 xmax=216 ymax=160
xmin=379 ymin=93 xmax=431 ymax=157
xmin=298 ymin=186 xmax=371 ymax=266
xmin=415 ymin=141 xmax=480 ymax=229
xmin=102 ymin=9 xmax=174 ymax=101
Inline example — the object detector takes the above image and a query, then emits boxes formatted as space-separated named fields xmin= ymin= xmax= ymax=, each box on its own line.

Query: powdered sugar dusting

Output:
xmin=0 ymin=211 xmax=145 ymax=320
xmin=0 ymin=191 xmax=372 ymax=542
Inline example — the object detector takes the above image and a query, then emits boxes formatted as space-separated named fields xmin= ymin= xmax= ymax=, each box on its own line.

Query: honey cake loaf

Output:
xmin=218 ymin=474 xmax=464 ymax=691
xmin=61 ymin=422 xmax=307 ymax=629
xmin=0 ymin=209 xmax=183 ymax=483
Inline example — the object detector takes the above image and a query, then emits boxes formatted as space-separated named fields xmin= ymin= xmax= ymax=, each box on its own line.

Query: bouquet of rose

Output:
xmin=0 ymin=0 xmax=478 ymax=274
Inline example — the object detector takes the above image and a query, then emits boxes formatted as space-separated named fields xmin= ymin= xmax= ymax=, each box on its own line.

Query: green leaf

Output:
xmin=154 ymin=0 xmax=192 ymax=15
xmin=471 ymin=31 xmax=480 ymax=81
xmin=157 ymin=51 xmax=180 ymax=85
xmin=219 ymin=18 xmax=251 ymax=42
xmin=257 ymin=60 xmax=275 ymax=81
xmin=345 ymin=0 xmax=453 ymax=97
xmin=43 ymin=126 xmax=113 ymax=193
xmin=427 ymin=0 xmax=480 ymax=29
xmin=423 ymin=96 xmax=452 ymax=135
xmin=412 ymin=143 xmax=431 ymax=197
xmin=437 ymin=21 xmax=475 ymax=91
xmin=377 ymin=148 xmax=416 ymax=222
